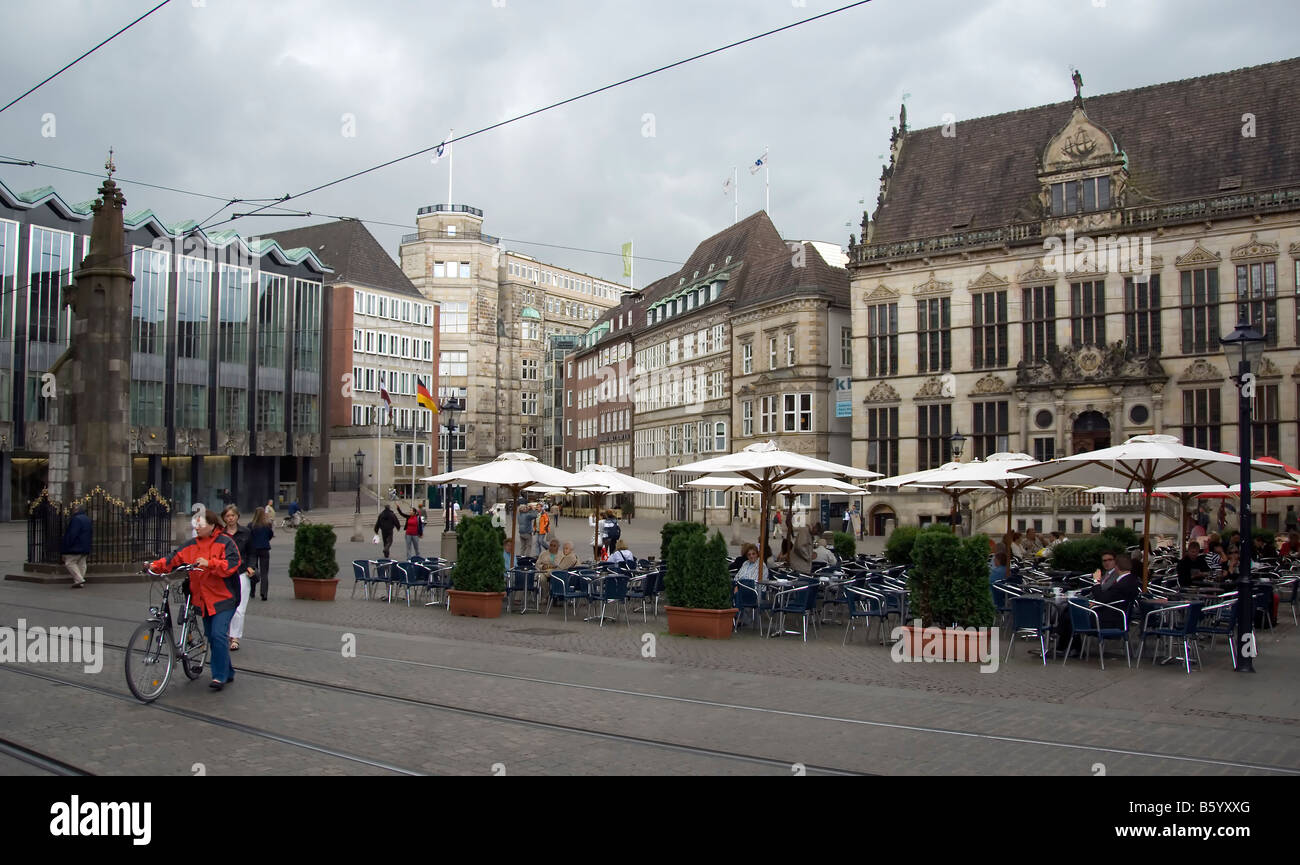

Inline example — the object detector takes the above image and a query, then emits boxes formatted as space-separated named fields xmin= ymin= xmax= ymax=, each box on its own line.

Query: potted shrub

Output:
xmin=664 ymin=530 xmax=736 ymax=639
xmin=447 ymin=515 xmax=507 ymax=618
xmin=832 ymin=531 xmax=856 ymax=563
xmin=289 ymin=524 xmax=340 ymax=600
xmin=884 ymin=523 xmax=951 ymax=565
xmin=898 ymin=530 xmax=997 ymax=661
xmin=659 ymin=520 xmax=706 ymax=563
xmin=1048 ymin=536 xmax=1124 ymax=573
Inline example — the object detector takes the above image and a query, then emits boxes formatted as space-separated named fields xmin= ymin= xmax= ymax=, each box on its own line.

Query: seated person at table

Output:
xmin=1008 ymin=531 xmax=1025 ymax=559
xmin=1175 ymin=542 xmax=1211 ymax=587
xmin=813 ymin=533 xmax=837 ymax=568
xmin=536 ymin=539 xmax=567 ymax=604
xmin=1280 ymin=532 xmax=1300 ymax=557
xmin=1204 ymin=540 xmax=1224 ymax=579
xmin=1252 ymin=534 xmax=1277 ymax=562
xmin=607 ymin=539 xmax=636 ymax=567
xmin=1058 ymin=554 xmax=1140 ymax=657
xmin=989 ymin=552 xmax=1009 ymax=609
xmin=503 ymin=539 xmax=516 ymax=575
xmin=1221 ymin=548 xmax=1241 ymax=582
xmin=1092 ymin=551 xmax=1120 ymax=584
xmin=1023 ymin=528 xmax=1045 ymax=557
xmin=768 ymin=537 xmax=793 ymax=570
xmin=736 ymin=543 xmax=766 ymax=582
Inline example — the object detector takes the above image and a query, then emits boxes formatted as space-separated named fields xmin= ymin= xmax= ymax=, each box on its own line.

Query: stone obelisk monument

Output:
xmin=55 ymin=151 xmax=135 ymax=504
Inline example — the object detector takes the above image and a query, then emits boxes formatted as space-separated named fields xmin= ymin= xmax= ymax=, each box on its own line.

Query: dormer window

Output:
xmin=1050 ymin=176 xmax=1110 ymax=216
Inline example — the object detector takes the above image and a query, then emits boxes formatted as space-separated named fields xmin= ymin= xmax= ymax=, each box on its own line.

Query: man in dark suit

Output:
xmin=1059 ymin=554 xmax=1140 ymax=656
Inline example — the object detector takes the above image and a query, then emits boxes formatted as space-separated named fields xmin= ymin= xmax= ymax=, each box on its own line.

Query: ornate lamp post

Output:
xmin=1221 ymin=320 xmax=1266 ymax=673
xmin=354 ymin=450 xmax=364 ymax=515
xmin=948 ymin=430 xmax=967 ymax=528
xmin=441 ymin=398 xmax=460 ymax=532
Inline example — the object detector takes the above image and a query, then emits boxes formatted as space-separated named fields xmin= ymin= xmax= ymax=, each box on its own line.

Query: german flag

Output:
xmin=417 ymin=380 xmax=438 ymax=413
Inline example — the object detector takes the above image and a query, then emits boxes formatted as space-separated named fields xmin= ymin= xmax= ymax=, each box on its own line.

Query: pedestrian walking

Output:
xmin=264 ymin=499 xmax=276 ymax=524
xmin=374 ymin=505 xmax=401 ymax=558
xmin=600 ymin=510 xmax=621 ymax=558
xmin=249 ymin=506 xmax=274 ymax=601
xmin=518 ymin=503 xmax=537 ymax=556
xmin=535 ymin=506 xmax=550 ymax=556
xmin=396 ymin=504 xmax=421 ymax=558
xmin=61 ymin=504 xmax=92 ymax=588
xmin=221 ymin=505 xmax=255 ymax=652
xmin=849 ymin=503 xmax=862 ymax=539
xmin=149 ymin=510 xmax=242 ymax=690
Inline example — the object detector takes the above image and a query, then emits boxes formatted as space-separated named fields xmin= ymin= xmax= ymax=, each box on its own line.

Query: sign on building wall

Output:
xmin=834 ymin=376 xmax=852 ymax=418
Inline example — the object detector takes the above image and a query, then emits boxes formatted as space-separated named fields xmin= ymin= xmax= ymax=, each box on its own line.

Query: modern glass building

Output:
xmin=0 ymin=180 xmax=330 ymax=520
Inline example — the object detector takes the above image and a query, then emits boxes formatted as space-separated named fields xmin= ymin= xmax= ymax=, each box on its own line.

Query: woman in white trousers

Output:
xmin=221 ymin=506 xmax=256 ymax=652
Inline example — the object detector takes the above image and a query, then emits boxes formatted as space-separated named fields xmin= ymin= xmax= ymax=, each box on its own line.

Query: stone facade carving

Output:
xmin=914 ymin=376 xmax=952 ymax=399
xmin=1175 ymin=241 xmax=1221 ymax=268
xmin=219 ymin=430 xmax=250 ymax=456
xmin=912 ymin=272 xmax=953 ymax=297
xmin=293 ymin=433 xmax=322 ymax=456
xmin=130 ymin=426 xmax=167 ymax=455
xmin=863 ymin=283 xmax=899 ymax=303
xmin=864 ymin=381 xmax=901 ymax=403
xmin=1017 ymin=260 xmax=1055 ymax=284
xmin=1230 ymin=232 xmax=1279 ymax=261
xmin=1016 ymin=341 xmax=1166 ymax=389
xmin=1256 ymin=357 xmax=1282 ymax=379
xmin=968 ymin=269 xmax=1009 ymax=292
xmin=971 ymin=374 xmax=1010 ymax=395
xmin=1179 ymin=358 xmax=1223 ymax=383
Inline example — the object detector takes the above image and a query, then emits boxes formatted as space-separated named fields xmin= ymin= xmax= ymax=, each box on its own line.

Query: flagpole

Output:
xmin=765 ymin=144 xmax=770 ymax=215
xmin=733 ymin=167 xmax=739 ymax=225
xmin=630 ymin=239 xmax=635 ymax=292
xmin=447 ymin=128 xmax=454 ymax=207
xmin=377 ymin=403 xmax=382 ymax=514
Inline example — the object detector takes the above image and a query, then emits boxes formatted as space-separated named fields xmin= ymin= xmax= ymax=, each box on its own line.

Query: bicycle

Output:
xmin=124 ymin=563 xmax=209 ymax=703
xmin=281 ymin=512 xmax=309 ymax=530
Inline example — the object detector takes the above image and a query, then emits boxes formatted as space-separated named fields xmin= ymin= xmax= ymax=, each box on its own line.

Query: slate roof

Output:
xmin=264 ymin=220 xmax=422 ymax=298
xmin=633 ymin=211 xmax=847 ymax=332
xmin=871 ymin=57 xmax=1300 ymax=244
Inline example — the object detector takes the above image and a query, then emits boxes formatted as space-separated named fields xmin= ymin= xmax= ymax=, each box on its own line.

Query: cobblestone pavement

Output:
xmin=2 ymin=519 xmax=1298 ymax=775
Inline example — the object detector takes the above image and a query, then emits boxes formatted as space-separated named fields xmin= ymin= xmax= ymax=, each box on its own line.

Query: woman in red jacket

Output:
xmin=150 ymin=509 xmax=243 ymax=690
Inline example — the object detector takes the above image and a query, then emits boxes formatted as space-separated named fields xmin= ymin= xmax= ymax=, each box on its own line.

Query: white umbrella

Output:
xmin=662 ymin=441 xmax=879 ymax=576
xmin=423 ymin=452 xmax=582 ymax=565
xmin=682 ymin=475 xmax=867 ymax=495
xmin=530 ymin=464 xmax=675 ymax=556
xmin=1020 ymin=434 xmax=1294 ymax=586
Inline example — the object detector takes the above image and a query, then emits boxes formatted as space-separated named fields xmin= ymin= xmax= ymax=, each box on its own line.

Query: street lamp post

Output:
xmin=354 ymin=449 xmax=364 ymax=515
xmin=442 ymin=399 xmax=459 ymax=532
xmin=948 ymin=430 xmax=967 ymax=529
xmin=1221 ymin=320 xmax=1266 ymax=673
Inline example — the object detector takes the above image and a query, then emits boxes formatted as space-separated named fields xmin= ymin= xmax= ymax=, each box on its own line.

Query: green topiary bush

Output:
xmin=884 ymin=522 xmax=952 ymax=565
xmin=832 ymin=531 xmax=856 ymax=562
xmin=452 ymin=515 xmax=506 ymax=593
xmin=1100 ymin=525 xmax=1140 ymax=549
xmin=907 ymin=531 xmax=996 ymax=628
xmin=288 ymin=524 xmax=339 ymax=581
xmin=664 ymin=529 xmax=733 ymax=609
xmin=1048 ymin=536 xmax=1124 ymax=573
xmin=1251 ymin=528 xmax=1277 ymax=553
xmin=660 ymin=521 xmax=706 ymax=563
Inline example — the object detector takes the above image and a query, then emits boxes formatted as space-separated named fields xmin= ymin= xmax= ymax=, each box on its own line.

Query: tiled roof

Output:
xmin=265 ymin=220 xmax=423 ymax=298
xmin=870 ymin=57 xmax=1300 ymax=244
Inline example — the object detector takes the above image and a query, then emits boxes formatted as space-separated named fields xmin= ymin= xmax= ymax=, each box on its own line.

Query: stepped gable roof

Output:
xmin=871 ymin=57 xmax=1300 ymax=244
xmin=265 ymin=220 xmax=422 ymax=298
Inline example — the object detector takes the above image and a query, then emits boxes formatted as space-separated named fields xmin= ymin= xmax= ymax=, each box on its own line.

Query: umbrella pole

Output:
xmin=759 ymin=487 xmax=770 ymax=581
xmin=1141 ymin=485 xmax=1153 ymax=591
xmin=510 ymin=485 xmax=518 ymax=572
xmin=1005 ymin=487 xmax=1013 ymax=555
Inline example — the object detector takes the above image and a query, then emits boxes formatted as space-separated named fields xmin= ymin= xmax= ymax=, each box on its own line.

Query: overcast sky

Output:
xmin=3 ymin=0 xmax=1298 ymax=286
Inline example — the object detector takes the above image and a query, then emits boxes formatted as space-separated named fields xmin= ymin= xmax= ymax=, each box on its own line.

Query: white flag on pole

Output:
xmin=722 ymin=175 xmax=733 ymax=196
xmin=749 ymin=149 xmax=768 ymax=175
xmin=431 ymin=140 xmax=448 ymax=163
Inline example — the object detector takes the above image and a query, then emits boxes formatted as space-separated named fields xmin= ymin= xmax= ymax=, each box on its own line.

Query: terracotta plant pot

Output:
xmin=291 ymin=577 xmax=339 ymax=601
xmin=448 ymin=589 xmax=506 ymax=619
xmin=898 ymin=624 xmax=992 ymax=662
xmin=665 ymin=606 xmax=738 ymax=639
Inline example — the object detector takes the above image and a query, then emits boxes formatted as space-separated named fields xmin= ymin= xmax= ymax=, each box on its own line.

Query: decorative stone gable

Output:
xmin=1230 ymin=233 xmax=1279 ymax=261
xmin=1179 ymin=358 xmax=1223 ymax=383
xmin=971 ymin=374 xmax=1010 ymax=395
xmin=864 ymin=381 xmax=901 ymax=403
xmin=1175 ymin=242 xmax=1221 ymax=269
xmin=968 ymin=269 xmax=1009 ymax=292
xmin=863 ymin=283 xmax=899 ymax=304
xmin=915 ymin=376 xmax=952 ymax=399
xmin=912 ymin=272 xmax=953 ymax=297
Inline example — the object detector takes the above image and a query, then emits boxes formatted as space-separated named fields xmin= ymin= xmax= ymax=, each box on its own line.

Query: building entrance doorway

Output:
xmin=870 ymin=504 xmax=897 ymax=537
xmin=1072 ymin=411 xmax=1111 ymax=454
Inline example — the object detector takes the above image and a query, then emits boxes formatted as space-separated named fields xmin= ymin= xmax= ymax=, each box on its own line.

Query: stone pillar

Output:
xmin=1053 ymin=389 xmax=1067 ymax=456
xmin=191 ymin=455 xmax=204 ymax=511
xmin=1016 ymin=392 xmax=1029 ymax=454
xmin=148 ymin=454 xmax=162 ymax=492
xmin=58 ymin=175 xmax=134 ymax=504
xmin=1151 ymin=383 xmax=1165 ymax=435
xmin=271 ymin=455 xmax=281 ymax=509
xmin=0 ymin=452 xmax=10 ymax=522
xmin=1110 ymin=385 xmax=1125 ymax=445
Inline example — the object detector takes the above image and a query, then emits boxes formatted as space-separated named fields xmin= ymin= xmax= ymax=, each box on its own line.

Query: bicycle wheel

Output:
xmin=181 ymin=611 xmax=208 ymax=680
xmin=125 ymin=620 xmax=174 ymax=703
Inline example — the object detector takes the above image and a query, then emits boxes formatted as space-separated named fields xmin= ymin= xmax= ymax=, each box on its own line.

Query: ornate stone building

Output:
xmin=399 ymin=205 xmax=621 ymax=494
xmin=849 ymin=58 xmax=1300 ymax=535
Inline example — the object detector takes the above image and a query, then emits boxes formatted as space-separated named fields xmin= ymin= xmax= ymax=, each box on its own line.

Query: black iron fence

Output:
xmin=331 ymin=462 xmax=360 ymax=492
xmin=27 ymin=487 xmax=174 ymax=566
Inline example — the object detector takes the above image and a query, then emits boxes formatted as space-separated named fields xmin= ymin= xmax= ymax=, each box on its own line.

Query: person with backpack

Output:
xmin=535 ymin=506 xmax=551 ymax=556
xmin=61 ymin=504 xmax=92 ymax=588
xmin=600 ymin=511 xmax=621 ymax=558
xmin=518 ymin=503 xmax=537 ymax=556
